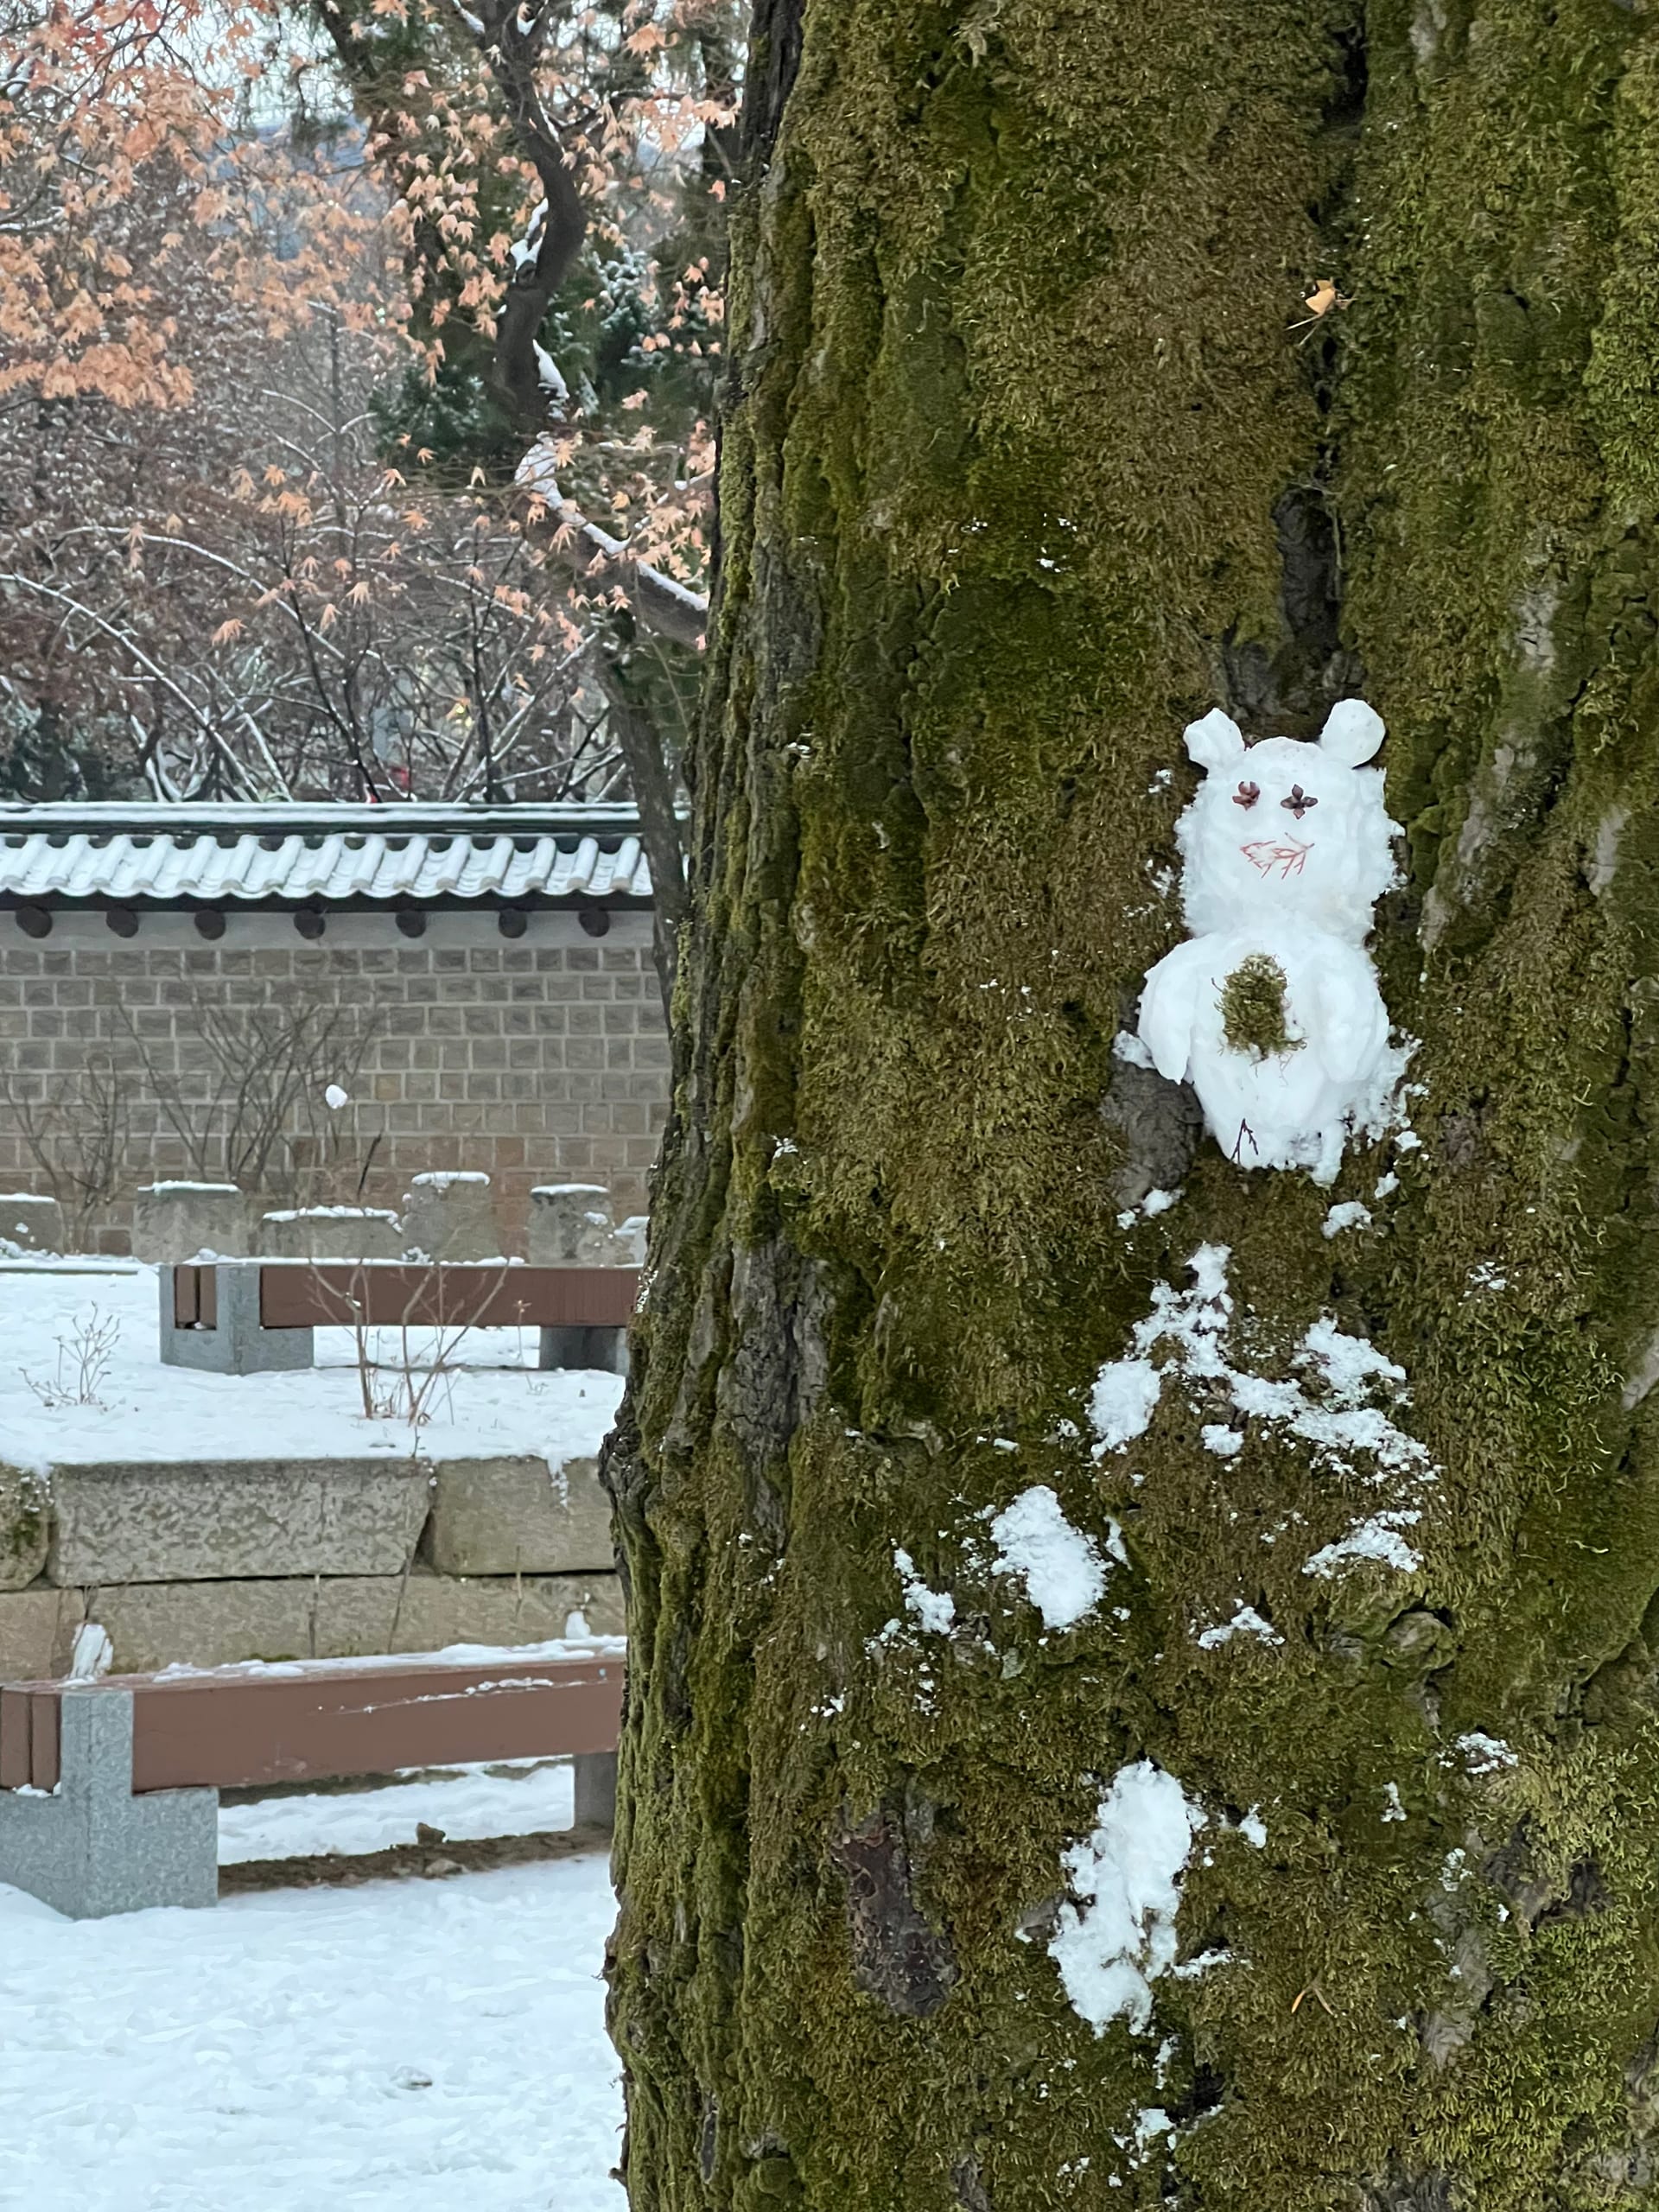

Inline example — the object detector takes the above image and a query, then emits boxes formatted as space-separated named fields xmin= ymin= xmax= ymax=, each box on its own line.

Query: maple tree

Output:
xmin=0 ymin=0 xmax=228 ymax=412
xmin=0 ymin=222 xmax=621 ymax=804
xmin=306 ymin=0 xmax=742 ymax=976
xmin=0 ymin=0 xmax=733 ymax=909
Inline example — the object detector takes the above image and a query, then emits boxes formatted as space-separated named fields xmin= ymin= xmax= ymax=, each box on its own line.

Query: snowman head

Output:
xmin=1174 ymin=700 xmax=1397 ymax=942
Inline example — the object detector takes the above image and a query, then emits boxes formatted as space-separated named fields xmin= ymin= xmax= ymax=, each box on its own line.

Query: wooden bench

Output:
xmin=160 ymin=1259 xmax=641 ymax=1376
xmin=0 ymin=1643 xmax=623 ymax=1919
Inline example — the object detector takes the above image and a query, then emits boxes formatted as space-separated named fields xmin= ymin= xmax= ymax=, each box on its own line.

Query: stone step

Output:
xmin=17 ymin=1449 xmax=614 ymax=1589
xmin=0 ymin=1568 xmax=623 ymax=1678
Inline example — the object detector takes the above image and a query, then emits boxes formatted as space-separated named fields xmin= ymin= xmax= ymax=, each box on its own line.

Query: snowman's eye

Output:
xmin=1281 ymin=785 xmax=1319 ymax=818
xmin=1233 ymin=781 xmax=1260 ymax=809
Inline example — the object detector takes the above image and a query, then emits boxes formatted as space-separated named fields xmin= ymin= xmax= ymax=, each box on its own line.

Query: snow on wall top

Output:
xmin=0 ymin=804 xmax=652 ymax=906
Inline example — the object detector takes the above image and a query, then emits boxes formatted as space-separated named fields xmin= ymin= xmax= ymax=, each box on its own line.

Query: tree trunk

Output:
xmin=604 ymin=4 xmax=1659 ymax=2205
xmin=594 ymin=646 xmax=690 ymax=1020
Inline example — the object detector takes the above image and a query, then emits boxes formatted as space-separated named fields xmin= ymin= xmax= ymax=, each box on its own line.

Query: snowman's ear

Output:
xmin=1183 ymin=708 xmax=1246 ymax=773
xmin=1318 ymin=698 xmax=1386 ymax=766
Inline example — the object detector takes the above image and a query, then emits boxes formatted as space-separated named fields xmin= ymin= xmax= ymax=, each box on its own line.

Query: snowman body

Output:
xmin=1138 ymin=702 xmax=1398 ymax=1185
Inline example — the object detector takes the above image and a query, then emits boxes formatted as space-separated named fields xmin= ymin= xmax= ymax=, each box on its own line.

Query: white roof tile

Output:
xmin=0 ymin=805 xmax=652 ymax=906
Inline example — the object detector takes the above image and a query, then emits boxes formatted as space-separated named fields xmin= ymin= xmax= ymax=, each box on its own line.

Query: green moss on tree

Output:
xmin=603 ymin=2 xmax=1659 ymax=2206
xmin=0 ymin=1464 xmax=49 ymax=1589
xmin=1218 ymin=954 xmax=1304 ymax=1061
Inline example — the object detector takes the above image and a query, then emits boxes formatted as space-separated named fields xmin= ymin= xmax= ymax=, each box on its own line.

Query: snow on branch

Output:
xmin=517 ymin=442 xmax=708 ymax=651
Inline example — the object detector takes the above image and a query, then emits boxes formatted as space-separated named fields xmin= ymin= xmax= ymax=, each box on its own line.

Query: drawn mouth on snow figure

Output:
xmin=1240 ymin=837 xmax=1312 ymax=880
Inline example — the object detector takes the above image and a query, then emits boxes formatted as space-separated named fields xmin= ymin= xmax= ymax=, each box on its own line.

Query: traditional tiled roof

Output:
xmin=0 ymin=804 xmax=652 ymax=907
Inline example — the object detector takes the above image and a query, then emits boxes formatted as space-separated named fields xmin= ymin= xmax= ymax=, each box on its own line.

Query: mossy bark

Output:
xmin=603 ymin=3 xmax=1659 ymax=2204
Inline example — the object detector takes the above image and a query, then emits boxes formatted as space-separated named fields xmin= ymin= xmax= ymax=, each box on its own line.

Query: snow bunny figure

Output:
xmin=1137 ymin=698 xmax=1398 ymax=1184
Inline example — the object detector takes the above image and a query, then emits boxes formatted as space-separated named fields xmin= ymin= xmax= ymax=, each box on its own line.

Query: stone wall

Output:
xmin=0 ymin=911 xmax=669 ymax=1250
xmin=0 ymin=1450 xmax=625 ymax=1679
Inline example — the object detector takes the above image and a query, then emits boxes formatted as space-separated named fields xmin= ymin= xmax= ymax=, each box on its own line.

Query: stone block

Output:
xmin=89 ymin=1576 xmax=397 ymax=1671
xmin=616 ymin=1216 xmax=649 ymax=1264
xmin=527 ymin=1183 xmax=617 ymax=1264
xmin=131 ymin=1183 xmax=251 ymax=1262
xmin=400 ymin=1170 xmax=501 ymax=1261
xmin=45 ymin=1457 xmax=433 ymax=1586
xmin=574 ymin=1749 xmax=617 ymax=1827
xmin=525 ymin=1186 xmax=636 ymax=1371
xmin=0 ymin=1192 xmax=64 ymax=1253
xmin=539 ymin=1324 xmax=629 ymax=1377
xmin=81 ymin=1571 xmax=624 ymax=1670
xmin=0 ymin=1691 xmax=218 ymax=1918
xmin=390 ymin=1569 xmax=625 ymax=1649
xmin=257 ymin=1207 xmax=404 ymax=1261
xmin=426 ymin=1454 xmax=613 ymax=1577
xmin=0 ymin=1586 xmax=85 ymax=1678
xmin=157 ymin=1263 xmax=314 ymax=1376
xmin=0 ymin=1463 xmax=49 ymax=1591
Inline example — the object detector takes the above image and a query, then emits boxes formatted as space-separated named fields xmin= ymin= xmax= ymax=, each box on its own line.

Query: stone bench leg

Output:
xmin=158 ymin=1266 xmax=315 ymax=1376
xmin=0 ymin=1689 xmax=218 ymax=1919
xmin=539 ymin=1325 xmax=629 ymax=1377
xmin=573 ymin=1748 xmax=618 ymax=1830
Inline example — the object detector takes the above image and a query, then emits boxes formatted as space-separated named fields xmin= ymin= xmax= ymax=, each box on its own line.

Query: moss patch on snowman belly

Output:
xmin=1219 ymin=952 xmax=1305 ymax=1059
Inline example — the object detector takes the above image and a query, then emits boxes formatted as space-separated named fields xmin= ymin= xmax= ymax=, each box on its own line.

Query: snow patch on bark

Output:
xmin=1322 ymin=1200 xmax=1372 ymax=1238
xmin=1195 ymin=1605 xmax=1281 ymax=1650
xmin=1452 ymin=1732 xmax=1516 ymax=1776
xmin=1302 ymin=1509 xmax=1423 ymax=1578
xmin=1089 ymin=1247 xmax=1437 ymax=1582
xmin=1116 ymin=1185 xmax=1185 ymax=1230
xmin=1089 ymin=1357 xmax=1165 ymax=1452
xmin=1090 ymin=1248 xmax=1431 ymax=1484
xmin=1090 ymin=1243 xmax=1231 ymax=1457
xmin=892 ymin=1549 xmax=956 ymax=1634
xmin=1050 ymin=1762 xmax=1205 ymax=2034
xmin=988 ymin=1486 xmax=1108 ymax=1630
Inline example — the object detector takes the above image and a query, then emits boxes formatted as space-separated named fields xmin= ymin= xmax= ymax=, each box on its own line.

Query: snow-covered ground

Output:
xmin=2 ymin=1268 xmax=628 ymax=2206
xmin=0 ymin=1764 xmax=624 ymax=2212
xmin=0 ymin=1262 xmax=623 ymax=1469
xmin=0 ymin=1858 xmax=623 ymax=2212
xmin=219 ymin=1757 xmax=576 ymax=1864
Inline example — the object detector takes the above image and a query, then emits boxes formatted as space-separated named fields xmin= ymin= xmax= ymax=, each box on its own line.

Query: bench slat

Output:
xmin=0 ymin=1684 xmax=38 ymax=1789
xmin=171 ymin=1265 xmax=219 ymax=1328
xmin=256 ymin=1262 xmax=639 ymax=1332
xmin=4 ymin=1656 xmax=622 ymax=1793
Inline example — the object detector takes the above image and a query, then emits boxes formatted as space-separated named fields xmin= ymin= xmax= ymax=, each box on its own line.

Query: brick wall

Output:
xmin=0 ymin=911 xmax=670 ymax=1250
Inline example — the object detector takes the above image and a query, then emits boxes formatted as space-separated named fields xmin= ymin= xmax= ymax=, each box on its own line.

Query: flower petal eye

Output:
xmin=1281 ymin=785 xmax=1318 ymax=817
xmin=1233 ymin=781 xmax=1260 ymax=809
